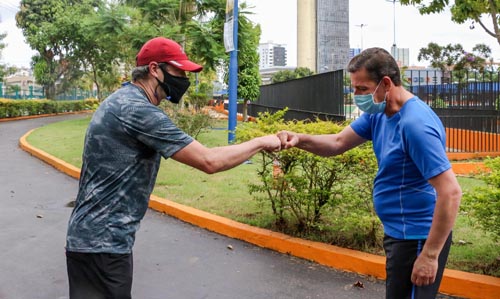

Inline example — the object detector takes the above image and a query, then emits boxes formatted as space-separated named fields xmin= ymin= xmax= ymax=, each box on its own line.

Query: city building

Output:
xmin=391 ymin=46 xmax=410 ymax=67
xmin=0 ymin=68 xmax=43 ymax=99
xmin=349 ymin=48 xmax=362 ymax=59
xmin=404 ymin=67 xmax=443 ymax=85
xmin=258 ymin=42 xmax=288 ymax=69
xmin=297 ymin=0 xmax=350 ymax=73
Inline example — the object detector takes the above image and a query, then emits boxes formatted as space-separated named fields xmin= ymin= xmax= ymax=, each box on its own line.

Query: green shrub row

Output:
xmin=0 ymin=98 xmax=100 ymax=119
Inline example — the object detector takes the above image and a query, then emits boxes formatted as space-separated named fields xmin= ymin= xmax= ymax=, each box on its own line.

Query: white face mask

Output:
xmin=353 ymin=81 xmax=386 ymax=114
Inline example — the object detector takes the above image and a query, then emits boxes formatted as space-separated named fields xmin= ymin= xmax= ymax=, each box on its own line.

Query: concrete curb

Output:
xmin=17 ymin=124 xmax=500 ymax=299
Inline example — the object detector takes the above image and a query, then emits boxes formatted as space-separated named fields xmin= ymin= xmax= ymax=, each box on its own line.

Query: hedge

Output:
xmin=0 ymin=98 xmax=100 ymax=119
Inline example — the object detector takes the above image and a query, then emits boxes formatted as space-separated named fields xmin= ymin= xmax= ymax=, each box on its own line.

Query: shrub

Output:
xmin=161 ymin=101 xmax=213 ymax=139
xmin=462 ymin=157 xmax=500 ymax=240
xmin=0 ymin=98 xmax=99 ymax=118
xmin=237 ymin=109 xmax=382 ymax=248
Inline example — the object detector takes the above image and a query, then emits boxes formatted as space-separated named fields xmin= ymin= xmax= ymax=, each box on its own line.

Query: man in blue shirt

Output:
xmin=277 ymin=47 xmax=461 ymax=299
xmin=65 ymin=37 xmax=281 ymax=298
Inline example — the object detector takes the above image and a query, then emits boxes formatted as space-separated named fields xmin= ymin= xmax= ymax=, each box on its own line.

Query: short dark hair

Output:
xmin=347 ymin=47 xmax=402 ymax=86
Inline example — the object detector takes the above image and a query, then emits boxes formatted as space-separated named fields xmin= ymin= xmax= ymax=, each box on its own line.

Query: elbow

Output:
xmin=449 ymin=185 xmax=462 ymax=212
xmin=198 ymin=157 xmax=221 ymax=174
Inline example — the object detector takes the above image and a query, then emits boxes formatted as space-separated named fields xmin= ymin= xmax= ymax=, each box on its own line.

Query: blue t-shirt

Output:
xmin=66 ymin=83 xmax=193 ymax=254
xmin=350 ymin=97 xmax=450 ymax=239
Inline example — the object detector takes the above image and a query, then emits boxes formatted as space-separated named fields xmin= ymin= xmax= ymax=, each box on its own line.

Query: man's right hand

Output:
xmin=277 ymin=131 xmax=299 ymax=150
xmin=258 ymin=135 xmax=282 ymax=152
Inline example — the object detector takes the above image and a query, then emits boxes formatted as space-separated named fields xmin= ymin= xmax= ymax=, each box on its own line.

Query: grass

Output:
xmin=27 ymin=116 xmax=500 ymax=277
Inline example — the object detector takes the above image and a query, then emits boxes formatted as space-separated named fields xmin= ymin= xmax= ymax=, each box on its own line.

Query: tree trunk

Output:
xmin=243 ymin=100 xmax=249 ymax=122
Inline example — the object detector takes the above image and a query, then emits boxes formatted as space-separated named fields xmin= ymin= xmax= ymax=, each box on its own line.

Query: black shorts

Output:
xmin=383 ymin=232 xmax=452 ymax=299
xmin=66 ymin=251 xmax=133 ymax=299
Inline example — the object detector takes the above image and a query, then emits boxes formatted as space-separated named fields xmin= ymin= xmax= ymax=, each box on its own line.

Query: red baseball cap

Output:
xmin=136 ymin=37 xmax=203 ymax=72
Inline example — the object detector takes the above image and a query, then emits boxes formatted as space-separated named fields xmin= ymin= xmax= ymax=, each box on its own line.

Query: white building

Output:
xmin=258 ymin=42 xmax=287 ymax=69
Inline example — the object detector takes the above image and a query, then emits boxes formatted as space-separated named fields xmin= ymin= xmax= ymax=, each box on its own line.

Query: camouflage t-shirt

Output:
xmin=66 ymin=83 xmax=193 ymax=254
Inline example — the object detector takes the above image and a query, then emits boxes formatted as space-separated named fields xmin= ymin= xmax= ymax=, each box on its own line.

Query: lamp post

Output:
xmin=386 ymin=0 xmax=399 ymax=49
xmin=355 ymin=23 xmax=368 ymax=50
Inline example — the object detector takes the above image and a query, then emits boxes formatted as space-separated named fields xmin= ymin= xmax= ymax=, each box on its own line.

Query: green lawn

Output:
xmin=27 ymin=116 xmax=500 ymax=277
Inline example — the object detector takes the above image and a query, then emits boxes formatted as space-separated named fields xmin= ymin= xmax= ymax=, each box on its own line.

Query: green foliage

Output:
xmin=400 ymin=0 xmax=500 ymax=45
xmin=236 ymin=110 xmax=381 ymax=247
xmin=431 ymin=97 xmax=447 ymax=108
xmin=271 ymin=67 xmax=315 ymax=84
xmin=418 ymin=42 xmax=492 ymax=73
xmin=161 ymin=102 xmax=213 ymax=138
xmin=233 ymin=4 xmax=261 ymax=102
xmin=187 ymin=91 xmax=209 ymax=111
xmin=16 ymin=0 xmax=102 ymax=99
xmin=462 ymin=157 xmax=500 ymax=241
xmin=0 ymin=98 xmax=99 ymax=118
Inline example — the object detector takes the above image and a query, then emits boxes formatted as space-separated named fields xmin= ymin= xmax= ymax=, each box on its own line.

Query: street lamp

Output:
xmin=386 ymin=0 xmax=399 ymax=49
xmin=355 ymin=24 xmax=368 ymax=50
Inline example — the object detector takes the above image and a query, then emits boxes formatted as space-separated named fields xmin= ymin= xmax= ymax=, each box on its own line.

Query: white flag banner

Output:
xmin=224 ymin=0 xmax=235 ymax=52
xmin=224 ymin=21 xmax=235 ymax=52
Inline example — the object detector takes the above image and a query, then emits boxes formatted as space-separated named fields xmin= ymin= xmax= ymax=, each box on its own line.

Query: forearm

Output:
xmin=421 ymin=191 xmax=461 ymax=260
xmin=295 ymin=134 xmax=340 ymax=156
xmin=205 ymin=137 xmax=268 ymax=173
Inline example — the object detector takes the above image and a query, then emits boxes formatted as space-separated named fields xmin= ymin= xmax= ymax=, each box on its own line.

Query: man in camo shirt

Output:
xmin=65 ymin=37 xmax=281 ymax=299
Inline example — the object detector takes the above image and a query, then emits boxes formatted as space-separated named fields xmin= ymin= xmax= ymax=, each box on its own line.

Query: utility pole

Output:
xmin=386 ymin=0 xmax=399 ymax=50
xmin=355 ymin=24 xmax=368 ymax=50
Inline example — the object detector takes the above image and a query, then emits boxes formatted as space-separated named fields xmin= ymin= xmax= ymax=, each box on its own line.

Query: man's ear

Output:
xmin=148 ymin=62 xmax=161 ymax=78
xmin=382 ymin=76 xmax=392 ymax=91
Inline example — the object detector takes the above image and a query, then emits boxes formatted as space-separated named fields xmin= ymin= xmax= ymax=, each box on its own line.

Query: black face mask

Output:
xmin=156 ymin=66 xmax=191 ymax=104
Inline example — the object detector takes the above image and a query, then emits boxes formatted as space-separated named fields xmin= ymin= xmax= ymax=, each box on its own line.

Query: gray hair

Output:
xmin=131 ymin=65 xmax=150 ymax=81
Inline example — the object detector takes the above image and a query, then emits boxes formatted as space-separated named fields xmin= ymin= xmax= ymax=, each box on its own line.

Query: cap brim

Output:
xmin=168 ymin=60 xmax=203 ymax=72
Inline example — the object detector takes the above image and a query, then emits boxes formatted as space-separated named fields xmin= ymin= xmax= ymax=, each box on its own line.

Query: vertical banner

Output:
xmin=224 ymin=0 xmax=235 ymax=52
xmin=226 ymin=0 xmax=238 ymax=143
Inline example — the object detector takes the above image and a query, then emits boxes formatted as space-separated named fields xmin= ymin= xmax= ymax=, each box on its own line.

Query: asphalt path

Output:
xmin=0 ymin=114 xmax=389 ymax=299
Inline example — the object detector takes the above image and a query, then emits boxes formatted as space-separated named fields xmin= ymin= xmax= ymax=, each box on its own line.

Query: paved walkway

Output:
xmin=0 ymin=114 xmax=458 ymax=299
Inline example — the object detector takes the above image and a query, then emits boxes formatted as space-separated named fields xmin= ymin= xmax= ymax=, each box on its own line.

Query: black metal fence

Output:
xmin=249 ymin=69 xmax=500 ymax=154
xmin=248 ymin=70 xmax=346 ymax=122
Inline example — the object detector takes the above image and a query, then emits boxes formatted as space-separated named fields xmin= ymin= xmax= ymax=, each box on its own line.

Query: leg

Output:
xmin=384 ymin=233 xmax=453 ymax=299
xmin=413 ymin=232 xmax=452 ymax=299
xmin=384 ymin=235 xmax=418 ymax=299
xmin=66 ymin=251 xmax=133 ymax=299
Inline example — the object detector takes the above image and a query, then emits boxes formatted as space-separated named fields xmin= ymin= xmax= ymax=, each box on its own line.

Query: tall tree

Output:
xmin=0 ymin=32 xmax=6 ymax=83
xmin=16 ymin=0 xmax=101 ymax=99
xmin=74 ymin=3 xmax=132 ymax=99
xmin=400 ymin=0 xmax=500 ymax=46
xmin=418 ymin=42 xmax=492 ymax=72
xmin=418 ymin=42 xmax=465 ymax=72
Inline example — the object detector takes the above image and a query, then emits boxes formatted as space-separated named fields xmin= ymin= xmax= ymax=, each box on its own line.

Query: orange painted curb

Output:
xmin=18 ymin=127 xmax=500 ymax=299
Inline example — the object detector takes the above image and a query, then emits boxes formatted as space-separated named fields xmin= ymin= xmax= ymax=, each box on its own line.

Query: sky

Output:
xmin=0 ymin=0 xmax=499 ymax=68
